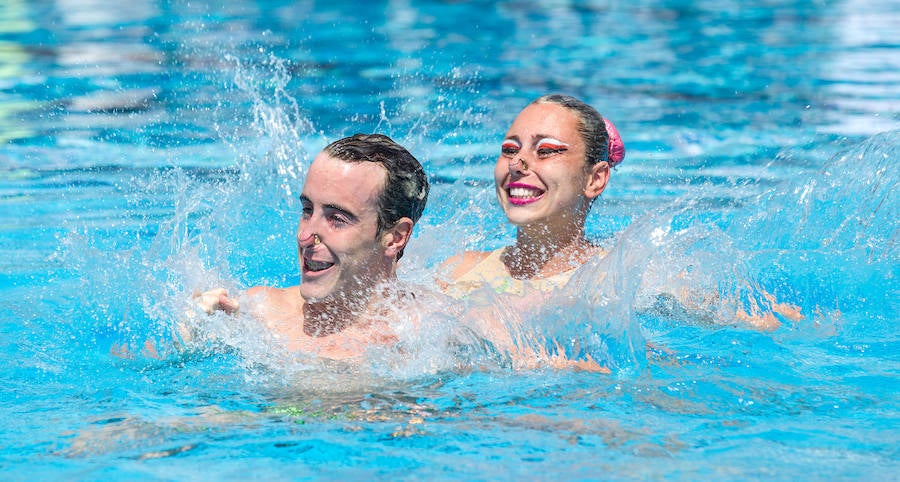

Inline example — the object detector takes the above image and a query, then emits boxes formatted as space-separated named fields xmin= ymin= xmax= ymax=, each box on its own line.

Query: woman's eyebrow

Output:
xmin=531 ymin=135 xmax=569 ymax=147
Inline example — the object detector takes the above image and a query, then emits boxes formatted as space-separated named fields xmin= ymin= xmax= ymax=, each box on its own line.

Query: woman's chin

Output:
xmin=504 ymin=209 xmax=546 ymax=227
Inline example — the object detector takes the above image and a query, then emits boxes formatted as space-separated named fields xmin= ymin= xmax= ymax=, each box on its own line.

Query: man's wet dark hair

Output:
xmin=323 ymin=133 xmax=429 ymax=260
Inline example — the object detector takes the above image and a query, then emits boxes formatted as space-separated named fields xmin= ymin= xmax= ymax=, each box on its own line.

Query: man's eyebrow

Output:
xmin=323 ymin=203 xmax=358 ymax=221
xmin=300 ymin=195 xmax=359 ymax=220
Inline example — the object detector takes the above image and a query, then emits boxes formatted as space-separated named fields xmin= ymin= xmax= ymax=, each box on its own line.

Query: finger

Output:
xmin=197 ymin=291 xmax=225 ymax=314
xmin=194 ymin=287 xmax=227 ymax=300
xmin=219 ymin=294 xmax=240 ymax=314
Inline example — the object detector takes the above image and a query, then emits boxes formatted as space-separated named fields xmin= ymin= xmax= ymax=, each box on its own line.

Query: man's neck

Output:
xmin=300 ymin=278 xmax=404 ymax=337
xmin=301 ymin=293 xmax=369 ymax=337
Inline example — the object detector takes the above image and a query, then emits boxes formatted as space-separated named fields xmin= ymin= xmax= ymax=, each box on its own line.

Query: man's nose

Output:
xmin=297 ymin=220 xmax=319 ymax=247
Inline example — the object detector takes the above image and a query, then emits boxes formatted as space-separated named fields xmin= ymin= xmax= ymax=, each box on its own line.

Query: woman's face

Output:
xmin=494 ymin=102 xmax=606 ymax=230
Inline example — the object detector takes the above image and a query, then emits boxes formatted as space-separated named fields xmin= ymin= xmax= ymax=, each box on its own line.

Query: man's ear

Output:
xmin=381 ymin=217 xmax=414 ymax=259
xmin=584 ymin=161 xmax=611 ymax=200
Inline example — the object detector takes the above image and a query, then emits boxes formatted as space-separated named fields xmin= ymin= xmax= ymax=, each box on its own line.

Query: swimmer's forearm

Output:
xmin=663 ymin=285 xmax=803 ymax=331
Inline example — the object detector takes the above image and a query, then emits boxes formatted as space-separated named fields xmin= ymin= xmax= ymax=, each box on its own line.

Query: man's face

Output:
xmin=296 ymin=152 xmax=390 ymax=304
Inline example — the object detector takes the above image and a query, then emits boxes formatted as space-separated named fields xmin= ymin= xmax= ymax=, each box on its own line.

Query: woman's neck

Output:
xmin=506 ymin=223 xmax=597 ymax=279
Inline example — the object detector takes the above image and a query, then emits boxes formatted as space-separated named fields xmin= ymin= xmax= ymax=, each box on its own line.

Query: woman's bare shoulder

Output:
xmin=441 ymin=250 xmax=495 ymax=280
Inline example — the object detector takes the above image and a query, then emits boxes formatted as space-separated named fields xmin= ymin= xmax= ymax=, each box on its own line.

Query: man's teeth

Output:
xmin=509 ymin=187 xmax=542 ymax=198
xmin=306 ymin=259 xmax=333 ymax=272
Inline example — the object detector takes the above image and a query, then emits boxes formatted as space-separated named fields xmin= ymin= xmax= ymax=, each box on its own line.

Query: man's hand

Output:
xmin=193 ymin=288 xmax=240 ymax=315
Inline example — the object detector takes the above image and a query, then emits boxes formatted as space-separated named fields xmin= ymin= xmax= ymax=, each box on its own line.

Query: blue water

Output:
xmin=2 ymin=0 xmax=898 ymax=480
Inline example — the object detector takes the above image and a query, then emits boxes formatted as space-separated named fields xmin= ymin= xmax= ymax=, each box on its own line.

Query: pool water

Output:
xmin=1 ymin=0 xmax=897 ymax=480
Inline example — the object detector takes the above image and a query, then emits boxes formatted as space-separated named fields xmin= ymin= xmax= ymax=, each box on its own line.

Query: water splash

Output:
xmin=608 ymin=130 xmax=897 ymax=343
xmin=733 ymin=131 xmax=897 ymax=325
xmin=48 ymin=51 xmax=326 ymax=369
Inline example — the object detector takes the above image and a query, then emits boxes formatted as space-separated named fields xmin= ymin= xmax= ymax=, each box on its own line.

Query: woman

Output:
xmin=443 ymin=94 xmax=797 ymax=330
xmin=443 ymin=94 xmax=624 ymax=298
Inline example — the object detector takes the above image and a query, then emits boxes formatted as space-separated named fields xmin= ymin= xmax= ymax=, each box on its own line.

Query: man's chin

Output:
xmin=300 ymin=282 xmax=374 ymax=312
xmin=298 ymin=283 xmax=333 ymax=304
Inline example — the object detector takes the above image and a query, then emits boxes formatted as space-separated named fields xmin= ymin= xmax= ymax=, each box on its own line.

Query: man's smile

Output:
xmin=303 ymin=256 xmax=335 ymax=273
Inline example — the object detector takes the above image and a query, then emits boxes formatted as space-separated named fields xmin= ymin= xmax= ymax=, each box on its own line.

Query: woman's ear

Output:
xmin=583 ymin=161 xmax=611 ymax=200
xmin=381 ymin=217 xmax=414 ymax=259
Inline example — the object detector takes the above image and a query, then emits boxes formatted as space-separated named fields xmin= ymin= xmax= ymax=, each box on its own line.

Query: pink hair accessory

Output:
xmin=603 ymin=118 xmax=625 ymax=166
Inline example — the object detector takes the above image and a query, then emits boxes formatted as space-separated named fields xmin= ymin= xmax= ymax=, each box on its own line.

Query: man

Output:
xmin=192 ymin=133 xmax=430 ymax=360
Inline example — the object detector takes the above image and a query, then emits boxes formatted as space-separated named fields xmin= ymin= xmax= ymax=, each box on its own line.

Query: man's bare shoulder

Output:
xmin=244 ymin=285 xmax=302 ymax=319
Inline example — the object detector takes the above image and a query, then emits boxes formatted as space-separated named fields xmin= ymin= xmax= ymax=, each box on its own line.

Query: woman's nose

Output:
xmin=508 ymin=156 xmax=528 ymax=174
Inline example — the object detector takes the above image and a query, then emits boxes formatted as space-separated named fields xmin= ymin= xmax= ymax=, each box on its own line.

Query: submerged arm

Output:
xmin=647 ymin=282 xmax=803 ymax=331
xmin=463 ymin=291 xmax=611 ymax=373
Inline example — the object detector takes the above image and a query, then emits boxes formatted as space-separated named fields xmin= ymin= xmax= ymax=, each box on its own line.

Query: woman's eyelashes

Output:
xmin=536 ymin=138 xmax=569 ymax=157
xmin=502 ymin=137 xmax=569 ymax=158
xmin=501 ymin=139 xmax=521 ymax=156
